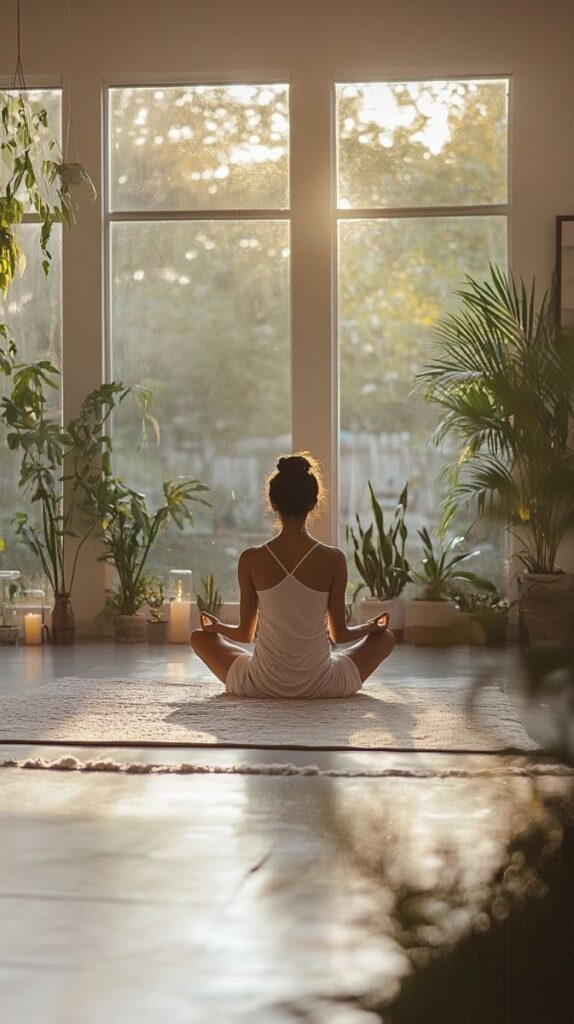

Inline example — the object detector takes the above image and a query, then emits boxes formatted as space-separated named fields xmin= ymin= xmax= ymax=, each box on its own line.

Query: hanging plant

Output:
xmin=0 ymin=89 xmax=95 ymax=293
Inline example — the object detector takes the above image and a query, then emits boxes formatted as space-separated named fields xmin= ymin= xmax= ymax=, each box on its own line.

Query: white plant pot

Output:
xmin=404 ymin=600 xmax=465 ymax=646
xmin=358 ymin=597 xmax=405 ymax=639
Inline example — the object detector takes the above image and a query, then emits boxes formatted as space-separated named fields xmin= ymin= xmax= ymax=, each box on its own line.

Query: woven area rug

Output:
xmin=0 ymin=676 xmax=539 ymax=752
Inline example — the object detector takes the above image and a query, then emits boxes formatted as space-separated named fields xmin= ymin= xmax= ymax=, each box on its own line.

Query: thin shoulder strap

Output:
xmin=290 ymin=542 xmax=320 ymax=575
xmin=265 ymin=543 xmax=289 ymax=575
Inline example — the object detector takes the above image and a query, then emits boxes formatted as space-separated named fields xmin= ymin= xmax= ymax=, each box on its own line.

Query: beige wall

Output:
xmin=2 ymin=0 xmax=574 ymax=625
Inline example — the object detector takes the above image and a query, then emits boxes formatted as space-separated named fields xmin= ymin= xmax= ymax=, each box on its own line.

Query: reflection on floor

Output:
xmin=1 ymin=643 xmax=573 ymax=1023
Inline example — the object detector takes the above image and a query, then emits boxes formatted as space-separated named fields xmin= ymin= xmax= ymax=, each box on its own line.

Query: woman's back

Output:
xmin=191 ymin=452 xmax=394 ymax=697
xmin=225 ymin=540 xmax=360 ymax=698
xmin=248 ymin=537 xmax=339 ymax=593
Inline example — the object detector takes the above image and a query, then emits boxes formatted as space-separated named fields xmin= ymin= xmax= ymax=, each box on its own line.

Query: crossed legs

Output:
xmin=343 ymin=629 xmax=396 ymax=682
xmin=190 ymin=627 xmax=396 ymax=688
xmin=190 ymin=630 xmax=246 ymax=684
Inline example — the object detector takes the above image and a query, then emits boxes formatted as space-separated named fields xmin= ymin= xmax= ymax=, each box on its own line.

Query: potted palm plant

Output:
xmin=405 ymin=528 xmax=496 ymax=645
xmin=417 ymin=265 xmax=574 ymax=647
xmin=84 ymin=465 xmax=209 ymax=642
xmin=347 ymin=483 xmax=410 ymax=639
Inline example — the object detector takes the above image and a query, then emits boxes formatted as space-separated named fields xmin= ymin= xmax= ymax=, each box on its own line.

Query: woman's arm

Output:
xmin=327 ymin=550 xmax=389 ymax=644
xmin=200 ymin=549 xmax=258 ymax=642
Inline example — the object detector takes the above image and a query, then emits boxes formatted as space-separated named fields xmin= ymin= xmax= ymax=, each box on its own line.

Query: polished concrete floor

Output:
xmin=1 ymin=642 xmax=573 ymax=1023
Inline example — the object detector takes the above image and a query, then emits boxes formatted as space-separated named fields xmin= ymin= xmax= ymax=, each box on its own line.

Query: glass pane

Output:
xmin=0 ymin=224 xmax=62 ymax=583
xmin=109 ymin=85 xmax=289 ymax=211
xmin=339 ymin=216 xmax=507 ymax=584
xmin=336 ymin=79 xmax=508 ymax=209
xmin=111 ymin=220 xmax=291 ymax=596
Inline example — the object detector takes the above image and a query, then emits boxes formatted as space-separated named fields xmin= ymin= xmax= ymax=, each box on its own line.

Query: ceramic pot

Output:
xmin=358 ymin=597 xmax=405 ymax=640
xmin=404 ymin=599 xmax=463 ymax=645
xmin=51 ymin=593 xmax=75 ymax=645
xmin=518 ymin=572 xmax=574 ymax=647
xmin=147 ymin=619 xmax=168 ymax=644
xmin=114 ymin=613 xmax=147 ymax=643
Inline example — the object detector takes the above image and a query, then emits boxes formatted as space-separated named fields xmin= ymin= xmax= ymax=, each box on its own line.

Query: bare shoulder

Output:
xmin=238 ymin=547 xmax=258 ymax=571
xmin=241 ymin=543 xmax=272 ymax=571
xmin=316 ymin=541 xmax=345 ymax=560
xmin=314 ymin=542 xmax=346 ymax=569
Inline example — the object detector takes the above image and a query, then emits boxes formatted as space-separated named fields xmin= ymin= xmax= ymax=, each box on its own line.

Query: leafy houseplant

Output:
xmin=145 ymin=580 xmax=165 ymax=622
xmin=472 ymin=593 xmax=513 ymax=647
xmin=417 ymin=265 xmax=574 ymax=645
xmin=347 ymin=483 xmax=410 ymax=638
xmin=0 ymin=564 xmax=21 ymax=645
xmin=0 ymin=90 xmax=94 ymax=301
xmin=405 ymin=528 xmax=496 ymax=645
xmin=0 ymin=344 xmax=129 ymax=642
xmin=196 ymin=574 xmax=222 ymax=618
xmin=144 ymin=579 xmax=168 ymax=644
xmin=0 ymin=89 xmax=96 ymax=642
xmin=84 ymin=468 xmax=210 ymax=642
xmin=451 ymin=587 xmax=512 ymax=646
xmin=412 ymin=528 xmax=495 ymax=602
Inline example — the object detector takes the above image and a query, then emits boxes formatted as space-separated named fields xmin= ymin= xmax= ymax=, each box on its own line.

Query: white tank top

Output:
xmin=248 ymin=542 xmax=334 ymax=696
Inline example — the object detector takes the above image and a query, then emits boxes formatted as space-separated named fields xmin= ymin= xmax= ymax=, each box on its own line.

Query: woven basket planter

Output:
xmin=518 ymin=572 xmax=574 ymax=647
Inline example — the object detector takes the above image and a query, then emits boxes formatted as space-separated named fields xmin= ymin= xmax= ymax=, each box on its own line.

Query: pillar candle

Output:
xmin=24 ymin=613 xmax=43 ymax=645
xmin=168 ymin=599 xmax=191 ymax=643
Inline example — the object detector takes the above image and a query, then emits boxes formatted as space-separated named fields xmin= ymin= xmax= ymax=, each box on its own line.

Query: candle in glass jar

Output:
xmin=24 ymin=613 xmax=43 ymax=645
xmin=168 ymin=598 xmax=191 ymax=643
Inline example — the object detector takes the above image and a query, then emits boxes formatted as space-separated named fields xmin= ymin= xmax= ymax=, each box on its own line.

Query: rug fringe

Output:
xmin=1 ymin=756 xmax=573 ymax=778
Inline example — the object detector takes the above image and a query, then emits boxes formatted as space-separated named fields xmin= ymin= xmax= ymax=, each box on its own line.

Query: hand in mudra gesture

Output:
xmin=200 ymin=612 xmax=220 ymax=633
xmin=364 ymin=612 xmax=390 ymax=634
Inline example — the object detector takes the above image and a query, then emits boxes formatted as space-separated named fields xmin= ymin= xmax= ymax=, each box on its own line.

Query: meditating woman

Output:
xmin=190 ymin=453 xmax=395 ymax=697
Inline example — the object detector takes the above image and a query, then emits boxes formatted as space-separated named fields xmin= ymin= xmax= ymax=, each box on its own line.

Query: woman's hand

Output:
xmin=364 ymin=612 xmax=390 ymax=634
xmin=200 ymin=612 xmax=220 ymax=633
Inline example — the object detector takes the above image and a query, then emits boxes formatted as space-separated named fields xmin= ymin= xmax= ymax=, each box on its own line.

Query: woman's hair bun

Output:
xmin=268 ymin=452 xmax=322 ymax=519
xmin=277 ymin=455 xmax=310 ymax=476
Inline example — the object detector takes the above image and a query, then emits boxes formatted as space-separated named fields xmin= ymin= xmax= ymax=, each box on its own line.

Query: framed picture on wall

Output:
xmin=556 ymin=215 xmax=574 ymax=327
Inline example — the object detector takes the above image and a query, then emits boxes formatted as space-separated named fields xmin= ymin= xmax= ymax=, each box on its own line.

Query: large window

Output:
xmin=107 ymin=84 xmax=291 ymax=596
xmin=337 ymin=79 xmax=509 ymax=581
xmin=0 ymin=90 xmax=62 ymax=583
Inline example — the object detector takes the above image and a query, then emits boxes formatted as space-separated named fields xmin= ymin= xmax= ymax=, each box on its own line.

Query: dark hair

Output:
xmin=267 ymin=452 xmax=322 ymax=519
